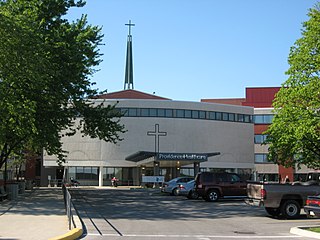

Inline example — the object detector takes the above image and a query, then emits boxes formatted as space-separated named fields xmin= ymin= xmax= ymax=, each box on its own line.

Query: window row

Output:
xmin=117 ymin=107 xmax=252 ymax=123
xmin=253 ymin=114 xmax=274 ymax=124
xmin=254 ymin=134 xmax=268 ymax=144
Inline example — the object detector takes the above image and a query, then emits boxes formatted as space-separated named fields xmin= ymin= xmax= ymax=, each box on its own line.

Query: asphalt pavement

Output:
xmin=1 ymin=186 xmax=319 ymax=240
xmin=0 ymin=187 xmax=69 ymax=240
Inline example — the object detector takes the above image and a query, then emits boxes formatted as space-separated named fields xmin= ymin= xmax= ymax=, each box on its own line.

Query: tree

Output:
xmin=266 ymin=3 xmax=320 ymax=169
xmin=0 ymin=0 xmax=125 ymax=170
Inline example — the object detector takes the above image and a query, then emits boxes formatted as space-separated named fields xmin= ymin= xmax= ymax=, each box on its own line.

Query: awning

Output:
xmin=126 ymin=151 xmax=220 ymax=167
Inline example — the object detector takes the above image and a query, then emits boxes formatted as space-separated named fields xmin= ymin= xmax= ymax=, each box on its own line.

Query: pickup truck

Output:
xmin=245 ymin=178 xmax=320 ymax=219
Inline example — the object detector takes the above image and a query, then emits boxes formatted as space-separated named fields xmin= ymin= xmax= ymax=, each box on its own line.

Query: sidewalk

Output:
xmin=0 ymin=187 xmax=69 ymax=240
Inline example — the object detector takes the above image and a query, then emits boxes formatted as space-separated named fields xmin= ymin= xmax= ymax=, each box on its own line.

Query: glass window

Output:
xmin=222 ymin=112 xmax=228 ymax=121
xmin=121 ymin=108 xmax=129 ymax=117
xmin=254 ymin=134 xmax=268 ymax=144
xmin=264 ymin=115 xmax=273 ymax=123
xmin=84 ymin=167 xmax=91 ymax=179
xmin=158 ymin=109 xmax=165 ymax=117
xmin=149 ymin=108 xmax=157 ymax=117
xmin=192 ymin=110 xmax=199 ymax=119
xmin=176 ymin=109 xmax=185 ymax=118
xmin=255 ymin=154 xmax=269 ymax=163
xmin=216 ymin=112 xmax=222 ymax=120
xmin=230 ymin=174 xmax=240 ymax=182
xmin=69 ymin=167 xmax=76 ymax=180
xmin=185 ymin=110 xmax=192 ymax=118
xmin=209 ymin=112 xmax=215 ymax=120
xmin=165 ymin=109 xmax=173 ymax=117
xmin=115 ymin=168 xmax=122 ymax=179
xmin=140 ymin=108 xmax=149 ymax=117
xmin=216 ymin=173 xmax=228 ymax=182
xmin=128 ymin=108 xmax=137 ymax=117
xmin=76 ymin=167 xmax=84 ymax=179
xmin=180 ymin=168 xmax=194 ymax=177
xmin=229 ymin=113 xmax=235 ymax=121
xmin=237 ymin=114 xmax=244 ymax=122
xmin=199 ymin=111 xmax=206 ymax=119
xmin=104 ymin=167 xmax=115 ymax=181
xmin=92 ymin=167 xmax=99 ymax=180
xmin=244 ymin=115 xmax=251 ymax=123
xmin=254 ymin=114 xmax=274 ymax=124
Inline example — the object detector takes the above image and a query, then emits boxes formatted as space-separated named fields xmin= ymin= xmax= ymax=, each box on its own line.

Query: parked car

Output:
xmin=161 ymin=177 xmax=194 ymax=196
xmin=304 ymin=195 xmax=320 ymax=218
xmin=195 ymin=172 xmax=247 ymax=202
xmin=246 ymin=171 xmax=320 ymax=219
xmin=177 ymin=180 xmax=199 ymax=199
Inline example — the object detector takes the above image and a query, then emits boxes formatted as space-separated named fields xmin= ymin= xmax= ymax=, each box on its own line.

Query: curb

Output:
xmin=290 ymin=226 xmax=320 ymax=239
xmin=48 ymin=212 xmax=83 ymax=240
xmin=48 ymin=228 xmax=82 ymax=240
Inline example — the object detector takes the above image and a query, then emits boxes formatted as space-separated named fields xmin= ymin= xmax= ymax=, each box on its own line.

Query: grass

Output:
xmin=308 ymin=227 xmax=320 ymax=233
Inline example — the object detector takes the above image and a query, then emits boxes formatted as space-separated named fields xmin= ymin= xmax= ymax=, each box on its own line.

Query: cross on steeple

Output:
xmin=125 ymin=20 xmax=135 ymax=36
xmin=147 ymin=124 xmax=167 ymax=153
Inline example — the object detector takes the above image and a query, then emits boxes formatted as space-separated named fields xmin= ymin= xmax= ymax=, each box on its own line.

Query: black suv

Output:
xmin=195 ymin=172 xmax=247 ymax=202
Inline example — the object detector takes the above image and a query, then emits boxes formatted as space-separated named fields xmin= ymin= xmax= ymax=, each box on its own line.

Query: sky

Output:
xmin=66 ymin=0 xmax=318 ymax=101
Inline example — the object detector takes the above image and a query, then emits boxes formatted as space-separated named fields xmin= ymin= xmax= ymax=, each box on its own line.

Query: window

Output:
xmin=69 ymin=167 xmax=76 ymax=180
xmin=199 ymin=111 xmax=206 ymax=119
xmin=149 ymin=108 xmax=157 ymax=117
xmin=165 ymin=109 xmax=173 ymax=117
xmin=176 ymin=109 xmax=185 ymax=118
xmin=158 ymin=109 xmax=165 ymax=117
xmin=115 ymin=107 xmax=252 ymax=124
xmin=180 ymin=168 xmax=194 ymax=177
xmin=121 ymin=108 xmax=129 ymax=116
xmin=253 ymin=114 xmax=274 ymax=124
xmin=230 ymin=174 xmax=240 ymax=182
xmin=244 ymin=115 xmax=251 ymax=123
xmin=222 ymin=112 xmax=229 ymax=121
xmin=140 ymin=108 xmax=149 ymax=117
xmin=229 ymin=113 xmax=235 ymax=121
xmin=216 ymin=112 xmax=222 ymax=120
xmin=185 ymin=110 xmax=192 ymax=118
xmin=255 ymin=154 xmax=269 ymax=163
xmin=128 ymin=108 xmax=137 ymax=117
xmin=192 ymin=110 xmax=199 ymax=119
xmin=76 ymin=167 xmax=84 ymax=179
xmin=92 ymin=167 xmax=99 ymax=180
xmin=209 ymin=112 xmax=216 ymax=120
xmin=254 ymin=134 xmax=268 ymax=144
xmin=237 ymin=114 xmax=244 ymax=122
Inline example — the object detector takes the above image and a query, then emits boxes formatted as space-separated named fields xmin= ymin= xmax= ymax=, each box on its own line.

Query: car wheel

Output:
xmin=206 ymin=189 xmax=219 ymax=202
xmin=280 ymin=200 xmax=301 ymax=219
xmin=187 ymin=190 xmax=199 ymax=199
xmin=265 ymin=207 xmax=280 ymax=217
xmin=172 ymin=188 xmax=179 ymax=196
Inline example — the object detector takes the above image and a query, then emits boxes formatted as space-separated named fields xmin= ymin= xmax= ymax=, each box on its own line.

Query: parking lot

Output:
xmin=70 ymin=187 xmax=319 ymax=240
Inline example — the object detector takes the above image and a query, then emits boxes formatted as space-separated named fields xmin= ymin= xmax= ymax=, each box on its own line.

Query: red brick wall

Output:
xmin=243 ymin=87 xmax=281 ymax=108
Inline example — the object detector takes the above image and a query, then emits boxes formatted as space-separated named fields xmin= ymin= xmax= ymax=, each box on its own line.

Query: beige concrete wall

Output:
xmin=44 ymin=99 xmax=254 ymax=170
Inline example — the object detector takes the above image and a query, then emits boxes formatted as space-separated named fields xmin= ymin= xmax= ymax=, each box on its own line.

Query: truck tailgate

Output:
xmin=247 ymin=182 xmax=263 ymax=199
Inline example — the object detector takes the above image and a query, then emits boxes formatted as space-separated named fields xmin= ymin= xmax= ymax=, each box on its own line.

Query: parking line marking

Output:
xmin=119 ymin=234 xmax=302 ymax=238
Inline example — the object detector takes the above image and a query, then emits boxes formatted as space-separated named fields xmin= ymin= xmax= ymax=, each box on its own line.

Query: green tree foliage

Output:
xmin=0 ymin=0 xmax=125 ymax=169
xmin=266 ymin=4 xmax=320 ymax=169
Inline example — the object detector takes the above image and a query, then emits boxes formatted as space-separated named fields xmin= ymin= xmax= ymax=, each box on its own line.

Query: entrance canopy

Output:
xmin=125 ymin=151 xmax=220 ymax=167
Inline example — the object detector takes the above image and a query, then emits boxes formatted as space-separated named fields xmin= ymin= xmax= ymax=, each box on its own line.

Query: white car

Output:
xmin=161 ymin=177 xmax=194 ymax=196
xmin=177 ymin=180 xmax=199 ymax=199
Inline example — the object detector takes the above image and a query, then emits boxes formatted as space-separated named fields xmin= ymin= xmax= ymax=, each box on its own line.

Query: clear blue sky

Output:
xmin=67 ymin=0 xmax=318 ymax=101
